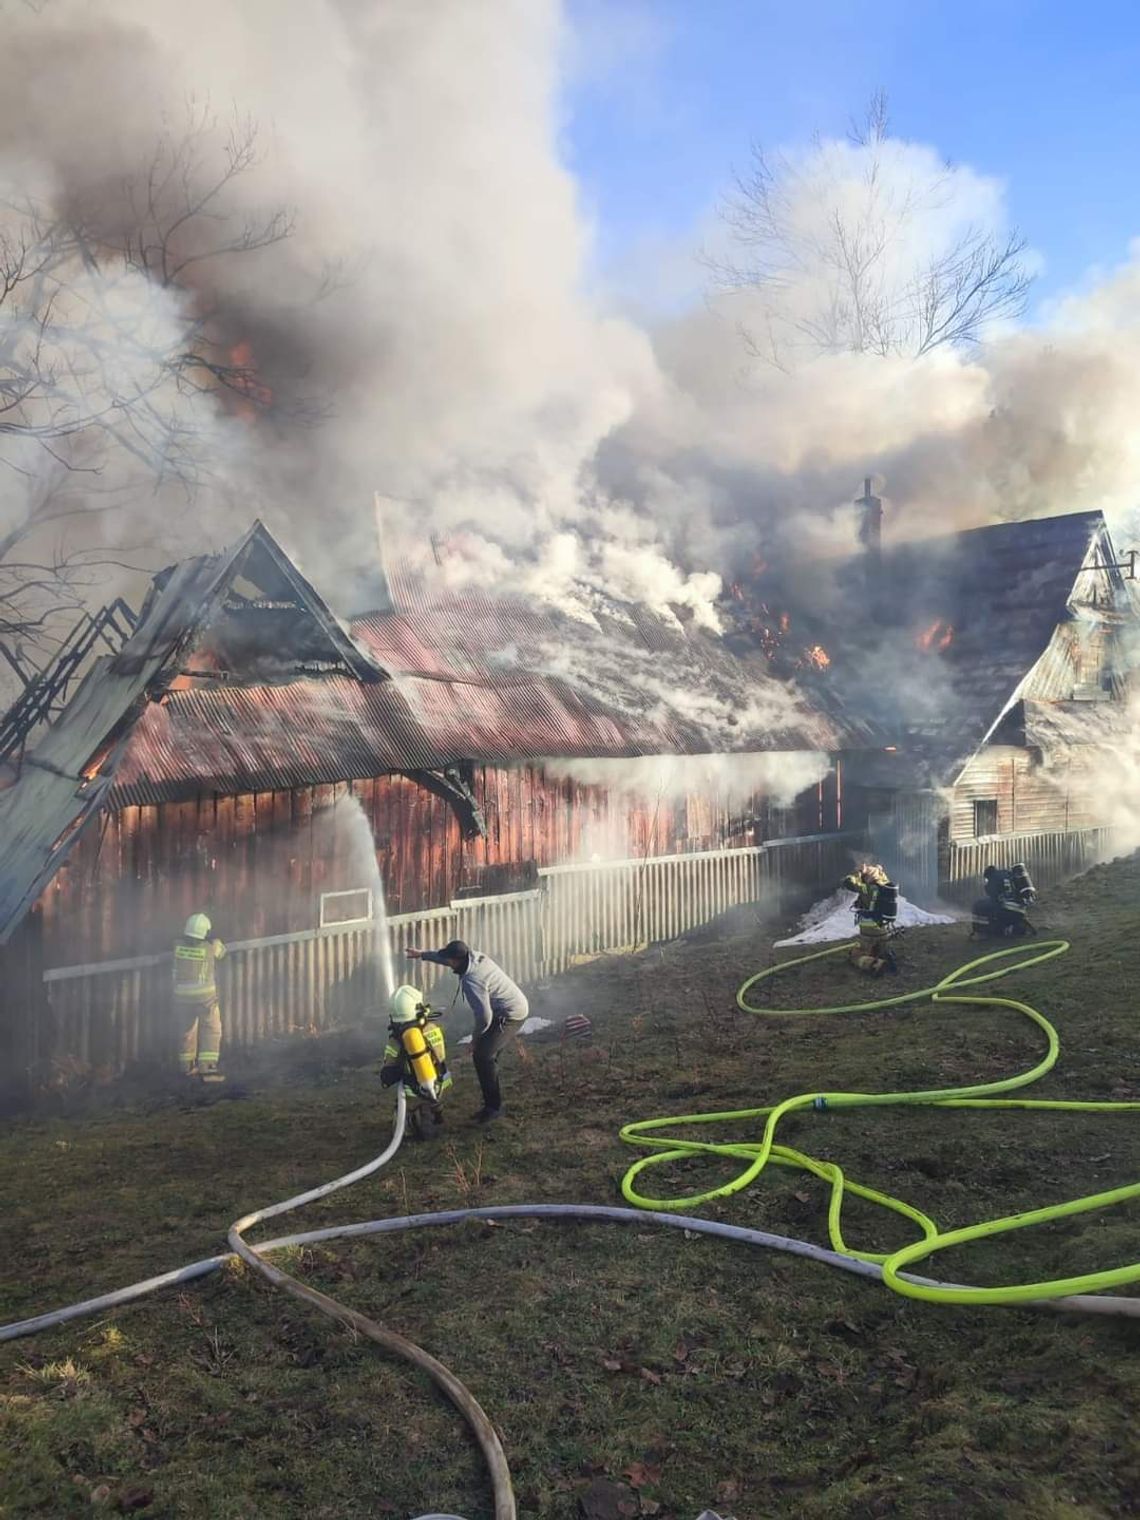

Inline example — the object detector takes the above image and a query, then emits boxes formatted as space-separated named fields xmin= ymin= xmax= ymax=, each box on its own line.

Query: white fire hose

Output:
xmin=5 ymin=1084 xmax=1140 ymax=1520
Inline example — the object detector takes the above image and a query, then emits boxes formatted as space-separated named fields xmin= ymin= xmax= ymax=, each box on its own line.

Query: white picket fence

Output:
xmin=33 ymin=834 xmax=854 ymax=1075
xmin=942 ymin=825 xmax=1117 ymax=903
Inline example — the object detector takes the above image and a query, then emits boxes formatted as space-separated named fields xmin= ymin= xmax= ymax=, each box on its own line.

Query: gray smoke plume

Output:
xmin=3 ymin=0 xmax=1140 ymax=656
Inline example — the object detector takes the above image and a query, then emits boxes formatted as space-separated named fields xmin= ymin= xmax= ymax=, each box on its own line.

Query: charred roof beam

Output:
xmin=405 ymin=764 xmax=488 ymax=840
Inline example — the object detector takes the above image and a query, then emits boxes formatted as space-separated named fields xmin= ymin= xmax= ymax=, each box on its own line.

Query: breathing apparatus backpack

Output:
xmin=873 ymin=880 xmax=898 ymax=926
xmin=845 ymin=869 xmax=898 ymax=929
xmin=384 ymin=985 xmax=451 ymax=1103
xmin=971 ymin=862 xmax=1037 ymax=939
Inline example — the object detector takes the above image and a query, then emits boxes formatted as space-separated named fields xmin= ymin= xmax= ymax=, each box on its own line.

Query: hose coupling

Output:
xmin=812 ymin=1096 xmax=828 ymax=1112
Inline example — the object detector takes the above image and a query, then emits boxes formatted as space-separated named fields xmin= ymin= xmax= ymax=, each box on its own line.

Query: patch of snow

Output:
xmin=775 ymin=889 xmax=956 ymax=946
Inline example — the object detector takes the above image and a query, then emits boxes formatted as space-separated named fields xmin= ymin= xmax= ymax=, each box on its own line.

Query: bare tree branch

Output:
xmin=0 ymin=107 xmax=296 ymax=665
xmin=708 ymin=90 xmax=1033 ymax=367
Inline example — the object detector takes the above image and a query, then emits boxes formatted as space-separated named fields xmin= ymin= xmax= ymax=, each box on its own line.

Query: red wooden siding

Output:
xmin=35 ymin=762 xmax=839 ymax=970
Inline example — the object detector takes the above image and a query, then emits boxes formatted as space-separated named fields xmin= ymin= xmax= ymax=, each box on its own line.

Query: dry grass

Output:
xmin=3 ymin=859 xmax=1140 ymax=1516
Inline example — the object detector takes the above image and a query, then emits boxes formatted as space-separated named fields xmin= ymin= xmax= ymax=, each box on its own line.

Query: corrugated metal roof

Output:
xmin=733 ymin=510 xmax=1125 ymax=777
xmin=107 ymin=572 xmax=857 ymax=809
xmin=0 ymin=520 xmax=383 ymax=943
xmin=352 ymin=573 xmax=858 ymax=756
xmin=1008 ymin=697 xmax=1137 ymax=750
xmin=0 ymin=548 xmax=234 ymax=943
xmin=0 ymin=523 xmax=855 ymax=940
xmin=108 ymin=659 xmax=837 ymax=807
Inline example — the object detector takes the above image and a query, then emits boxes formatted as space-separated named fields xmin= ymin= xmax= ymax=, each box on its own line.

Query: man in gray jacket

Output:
xmin=406 ymin=940 xmax=529 ymax=1123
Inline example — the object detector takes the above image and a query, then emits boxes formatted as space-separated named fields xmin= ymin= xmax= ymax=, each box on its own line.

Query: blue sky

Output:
xmin=562 ymin=0 xmax=1140 ymax=316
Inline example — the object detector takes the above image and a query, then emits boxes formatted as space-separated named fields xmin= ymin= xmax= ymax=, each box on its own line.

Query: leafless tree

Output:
xmin=709 ymin=91 xmax=1032 ymax=369
xmin=0 ymin=109 xmax=294 ymax=664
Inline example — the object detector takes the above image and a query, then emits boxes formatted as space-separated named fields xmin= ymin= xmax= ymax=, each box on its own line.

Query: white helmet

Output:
xmin=184 ymin=913 xmax=211 ymax=941
xmin=390 ymin=984 xmax=425 ymax=1025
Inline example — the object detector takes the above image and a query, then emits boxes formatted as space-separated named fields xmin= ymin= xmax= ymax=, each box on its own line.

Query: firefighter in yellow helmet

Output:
xmin=172 ymin=913 xmax=226 ymax=1081
xmin=842 ymin=864 xmax=900 ymax=976
xmin=381 ymin=984 xmax=452 ymax=1139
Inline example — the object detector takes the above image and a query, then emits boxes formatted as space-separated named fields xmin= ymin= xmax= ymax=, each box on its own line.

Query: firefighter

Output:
xmin=971 ymin=863 xmax=1037 ymax=938
xmin=172 ymin=913 xmax=225 ymax=1081
xmin=842 ymin=864 xmax=900 ymax=976
xmin=381 ymin=984 xmax=452 ymax=1139
xmin=407 ymin=940 xmax=529 ymax=1123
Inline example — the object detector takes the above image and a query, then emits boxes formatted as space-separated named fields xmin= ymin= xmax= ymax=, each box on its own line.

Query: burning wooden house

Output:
xmin=728 ymin=493 xmax=1138 ymax=901
xmin=0 ymin=522 xmax=862 ymax=1086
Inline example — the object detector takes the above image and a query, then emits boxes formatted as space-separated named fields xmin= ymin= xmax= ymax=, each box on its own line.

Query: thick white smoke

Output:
xmin=3 ymin=0 xmax=1140 ymax=651
xmin=543 ymin=752 xmax=828 ymax=810
xmin=0 ymin=0 xmax=705 ymax=625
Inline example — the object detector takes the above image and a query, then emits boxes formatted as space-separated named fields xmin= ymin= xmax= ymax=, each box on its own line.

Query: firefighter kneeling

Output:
xmin=381 ymin=984 xmax=453 ymax=1139
xmin=971 ymin=863 xmax=1037 ymax=939
xmin=842 ymin=864 xmax=900 ymax=976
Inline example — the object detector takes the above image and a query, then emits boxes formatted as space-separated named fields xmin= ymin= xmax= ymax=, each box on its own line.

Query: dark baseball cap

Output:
xmin=441 ymin=939 xmax=471 ymax=965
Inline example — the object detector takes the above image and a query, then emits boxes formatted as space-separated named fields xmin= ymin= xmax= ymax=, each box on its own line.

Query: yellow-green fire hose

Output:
xmin=619 ymin=939 xmax=1140 ymax=1306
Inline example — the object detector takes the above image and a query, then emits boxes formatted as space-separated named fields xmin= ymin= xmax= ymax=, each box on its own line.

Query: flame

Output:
xmin=917 ymin=619 xmax=954 ymax=652
xmin=81 ymin=740 xmax=114 ymax=781
xmin=725 ymin=579 xmax=836 ymax=674
xmin=225 ymin=339 xmax=273 ymax=423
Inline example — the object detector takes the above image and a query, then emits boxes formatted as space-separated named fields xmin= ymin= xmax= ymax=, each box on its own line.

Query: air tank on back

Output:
xmin=1009 ymin=862 xmax=1037 ymax=905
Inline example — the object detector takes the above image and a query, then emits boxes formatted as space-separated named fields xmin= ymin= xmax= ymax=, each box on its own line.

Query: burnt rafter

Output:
xmin=0 ymin=597 xmax=139 ymax=773
xmin=405 ymin=765 xmax=488 ymax=840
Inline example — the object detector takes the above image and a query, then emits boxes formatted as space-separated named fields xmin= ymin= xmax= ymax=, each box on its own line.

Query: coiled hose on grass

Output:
xmin=620 ymin=938 xmax=1140 ymax=1305
xmin=7 ymin=936 xmax=1140 ymax=1518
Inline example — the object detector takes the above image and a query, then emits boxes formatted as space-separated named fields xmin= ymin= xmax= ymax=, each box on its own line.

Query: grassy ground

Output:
xmin=4 ymin=860 xmax=1140 ymax=1519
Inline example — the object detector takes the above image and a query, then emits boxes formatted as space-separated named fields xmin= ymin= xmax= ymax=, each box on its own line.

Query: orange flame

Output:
xmin=226 ymin=340 xmax=273 ymax=423
xmin=917 ymin=619 xmax=954 ymax=652
xmin=81 ymin=742 xmax=113 ymax=781
xmin=803 ymin=644 xmax=831 ymax=669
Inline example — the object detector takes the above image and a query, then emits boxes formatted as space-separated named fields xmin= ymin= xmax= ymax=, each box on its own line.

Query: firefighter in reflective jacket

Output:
xmin=381 ymin=984 xmax=452 ymax=1138
xmin=172 ymin=913 xmax=226 ymax=1081
xmin=842 ymin=865 xmax=899 ymax=976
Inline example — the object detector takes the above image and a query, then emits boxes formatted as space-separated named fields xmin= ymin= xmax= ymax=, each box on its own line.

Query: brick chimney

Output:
xmin=856 ymin=476 xmax=883 ymax=557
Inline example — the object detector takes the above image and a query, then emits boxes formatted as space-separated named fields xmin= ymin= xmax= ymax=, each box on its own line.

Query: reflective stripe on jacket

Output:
xmin=172 ymin=938 xmax=226 ymax=1002
xmin=843 ymin=876 xmax=884 ymax=920
xmin=383 ymin=1022 xmax=452 ymax=1098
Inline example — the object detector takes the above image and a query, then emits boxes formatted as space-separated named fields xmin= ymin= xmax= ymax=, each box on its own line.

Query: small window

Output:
xmin=319 ymin=888 xmax=373 ymax=928
xmin=973 ymin=799 xmax=998 ymax=837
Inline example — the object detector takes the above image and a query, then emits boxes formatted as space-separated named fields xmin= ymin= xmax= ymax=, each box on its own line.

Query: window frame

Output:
xmin=973 ymin=799 xmax=999 ymax=838
xmin=318 ymin=888 xmax=374 ymax=929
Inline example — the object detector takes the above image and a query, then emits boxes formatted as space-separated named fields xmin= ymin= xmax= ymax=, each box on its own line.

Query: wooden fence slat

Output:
xmin=52 ymin=825 xmax=1120 ymax=1083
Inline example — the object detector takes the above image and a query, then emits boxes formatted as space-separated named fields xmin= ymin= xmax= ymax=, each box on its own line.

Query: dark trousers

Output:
xmin=472 ymin=1017 xmax=521 ymax=1111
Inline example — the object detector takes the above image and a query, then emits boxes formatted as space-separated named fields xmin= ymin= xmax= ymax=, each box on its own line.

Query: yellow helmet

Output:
xmin=184 ymin=913 xmax=211 ymax=941
xmin=389 ymin=984 xmax=426 ymax=1025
